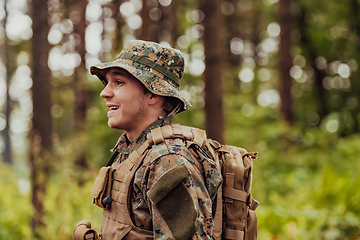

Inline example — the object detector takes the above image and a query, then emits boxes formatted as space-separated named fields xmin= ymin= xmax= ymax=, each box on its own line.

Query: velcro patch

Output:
xmin=148 ymin=163 xmax=201 ymax=240
xmin=148 ymin=163 xmax=190 ymax=205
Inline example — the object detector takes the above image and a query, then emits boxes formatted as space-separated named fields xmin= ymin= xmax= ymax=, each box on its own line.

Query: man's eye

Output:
xmin=116 ymin=80 xmax=124 ymax=85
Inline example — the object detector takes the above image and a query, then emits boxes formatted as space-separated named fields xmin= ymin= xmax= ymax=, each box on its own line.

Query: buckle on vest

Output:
xmin=247 ymin=193 xmax=253 ymax=206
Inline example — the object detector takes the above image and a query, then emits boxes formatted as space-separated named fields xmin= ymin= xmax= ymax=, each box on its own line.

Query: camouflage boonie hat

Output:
xmin=90 ymin=40 xmax=191 ymax=114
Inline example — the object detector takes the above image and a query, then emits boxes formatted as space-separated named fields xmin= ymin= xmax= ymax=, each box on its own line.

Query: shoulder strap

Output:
xmin=147 ymin=124 xmax=207 ymax=147
xmin=105 ymin=140 xmax=150 ymax=167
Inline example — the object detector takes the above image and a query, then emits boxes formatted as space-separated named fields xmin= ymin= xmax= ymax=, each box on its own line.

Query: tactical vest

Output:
xmin=96 ymin=124 xmax=214 ymax=239
xmin=99 ymin=140 xmax=153 ymax=240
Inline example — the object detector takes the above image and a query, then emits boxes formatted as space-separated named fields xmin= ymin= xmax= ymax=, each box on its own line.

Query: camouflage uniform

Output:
xmin=106 ymin=115 xmax=222 ymax=239
xmin=89 ymin=40 xmax=222 ymax=239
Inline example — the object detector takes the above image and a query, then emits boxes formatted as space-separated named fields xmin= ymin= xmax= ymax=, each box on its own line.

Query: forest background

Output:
xmin=0 ymin=0 xmax=360 ymax=239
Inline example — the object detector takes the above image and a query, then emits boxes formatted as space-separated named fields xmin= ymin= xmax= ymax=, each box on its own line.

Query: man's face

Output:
xmin=100 ymin=68 xmax=149 ymax=132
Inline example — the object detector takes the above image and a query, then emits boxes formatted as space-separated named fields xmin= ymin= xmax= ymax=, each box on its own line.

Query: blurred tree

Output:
xmin=158 ymin=0 xmax=178 ymax=46
xmin=279 ymin=0 xmax=294 ymax=124
xmin=139 ymin=0 xmax=179 ymax=45
xmin=2 ymin=1 xmax=12 ymax=164
xmin=71 ymin=0 xmax=88 ymax=132
xmin=112 ymin=0 xmax=125 ymax=53
xmin=225 ymin=0 xmax=242 ymax=66
xmin=348 ymin=0 xmax=360 ymax=133
xmin=298 ymin=6 xmax=329 ymax=120
xmin=201 ymin=0 xmax=225 ymax=143
xmin=139 ymin=0 xmax=159 ymax=42
xmin=224 ymin=0 xmax=242 ymax=90
xmin=70 ymin=0 xmax=90 ymax=168
xmin=30 ymin=0 xmax=52 ymax=235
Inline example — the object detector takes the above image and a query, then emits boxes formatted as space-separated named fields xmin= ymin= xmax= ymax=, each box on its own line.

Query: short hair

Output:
xmin=141 ymin=85 xmax=180 ymax=116
xmin=162 ymin=96 xmax=181 ymax=116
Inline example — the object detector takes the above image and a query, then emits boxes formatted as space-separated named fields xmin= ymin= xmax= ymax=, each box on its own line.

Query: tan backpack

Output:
xmin=204 ymin=139 xmax=259 ymax=240
xmin=147 ymin=124 xmax=259 ymax=240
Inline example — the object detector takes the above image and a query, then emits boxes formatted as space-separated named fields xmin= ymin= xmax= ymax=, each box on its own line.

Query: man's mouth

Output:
xmin=110 ymin=106 xmax=119 ymax=110
xmin=107 ymin=105 xmax=119 ymax=116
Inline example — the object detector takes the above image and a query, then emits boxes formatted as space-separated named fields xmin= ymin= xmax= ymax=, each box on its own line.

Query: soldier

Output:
xmin=74 ymin=40 xmax=222 ymax=240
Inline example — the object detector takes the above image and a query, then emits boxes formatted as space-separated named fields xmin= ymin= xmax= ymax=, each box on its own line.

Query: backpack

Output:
xmin=147 ymin=124 xmax=259 ymax=240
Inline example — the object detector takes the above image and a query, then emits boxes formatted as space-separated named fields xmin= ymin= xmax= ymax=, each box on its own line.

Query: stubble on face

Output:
xmin=102 ymin=68 xmax=152 ymax=138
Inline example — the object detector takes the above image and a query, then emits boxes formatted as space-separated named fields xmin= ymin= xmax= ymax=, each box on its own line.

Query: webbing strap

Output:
xmin=224 ymin=229 xmax=244 ymax=240
xmin=113 ymin=171 xmax=126 ymax=182
xmin=124 ymin=141 xmax=150 ymax=170
xmin=103 ymin=207 xmax=129 ymax=224
xmin=116 ymin=52 xmax=180 ymax=86
xmin=250 ymin=199 xmax=260 ymax=211
xmin=126 ymin=153 xmax=139 ymax=170
xmin=223 ymin=186 xmax=249 ymax=203
xmin=138 ymin=140 xmax=150 ymax=153
xmin=246 ymin=210 xmax=258 ymax=240
xmin=212 ymin=185 xmax=223 ymax=239
xmin=112 ymin=181 xmax=127 ymax=193
xmin=147 ymin=124 xmax=208 ymax=148
xmin=160 ymin=124 xmax=173 ymax=138
xmin=172 ymin=124 xmax=183 ymax=136
xmin=225 ymin=173 xmax=235 ymax=189
xmin=111 ymin=189 xmax=126 ymax=204
xmin=151 ymin=127 xmax=165 ymax=145
xmin=193 ymin=128 xmax=206 ymax=146
xmin=182 ymin=126 xmax=193 ymax=140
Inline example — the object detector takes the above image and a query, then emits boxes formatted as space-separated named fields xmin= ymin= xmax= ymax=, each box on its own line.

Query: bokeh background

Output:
xmin=0 ymin=0 xmax=360 ymax=239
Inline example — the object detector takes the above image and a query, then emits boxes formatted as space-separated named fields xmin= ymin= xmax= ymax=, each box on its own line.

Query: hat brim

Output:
xmin=90 ymin=58 xmax=191 ymax=113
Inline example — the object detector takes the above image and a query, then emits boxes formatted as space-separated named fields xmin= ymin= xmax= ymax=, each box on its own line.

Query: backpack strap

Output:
xmin=204 ymin=139 xmax=223 ymax=240
xmin=147 ymin=124 xmax=207 ymax=147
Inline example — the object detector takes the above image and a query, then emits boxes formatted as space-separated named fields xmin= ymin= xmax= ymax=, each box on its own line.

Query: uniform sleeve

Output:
xmin=141 ymin=154 xmax=215 ymax=240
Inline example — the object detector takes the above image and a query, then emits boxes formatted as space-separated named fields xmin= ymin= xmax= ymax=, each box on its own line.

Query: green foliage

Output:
xmin=0 ymin=164 xmax=32 ymax=240
xmin=222 ymin=96 xmax=360 ymax=239
xmin=3 ymin=108 xmax=360 ymax=239
xmin=42 ymin=161 xmax=102 ymax=240
xmin=0 ymin=149 xmax=103 ymax=240
xmin=2 ymin=0 xmax=360 ymax=239
xmin=2 ymin=84 xmax=360 ymax=239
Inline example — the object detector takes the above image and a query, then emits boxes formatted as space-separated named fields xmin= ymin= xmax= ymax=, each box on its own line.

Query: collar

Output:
xmin=111 ymin=116 xmax=173 ymax=155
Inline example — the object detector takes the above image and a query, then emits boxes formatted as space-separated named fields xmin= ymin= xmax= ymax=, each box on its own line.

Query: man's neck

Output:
xmin=125 ymin=117 xmax=158 ymax=142
xmin=125 ymin=115 xmax=172 ymax=143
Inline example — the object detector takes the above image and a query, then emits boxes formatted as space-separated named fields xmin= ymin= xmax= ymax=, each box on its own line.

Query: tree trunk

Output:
xmin=279 ymin=0 xmax=294 ymax=124
xmin=73 ymin=0 xmax=88 ymax=131
xmin=159 ymin=1 xmax=178 ymax=46
xmin=349 ymin=0 xmax=360 ymax=133
xmin=3 ymin=2 xmax=12 ymax=164
xmin=202 ymin=0 xmax=225 ymax=143
xmin=113 ymin=0 xmax=125 ymax=52
xmin=139 ymin=0 xmax=159 ymax=42
xmin=224 ymin=0 xmax=242 ymax=90
xmin=298 ymin=7 xmax=328 ymax=120
xmin=30 ymin=0 xmax=52 ymax=235
xmin=71 ymin=0 xmax=89 ymax=168
xmin=226 ymin=0 xmax=242 ymax=67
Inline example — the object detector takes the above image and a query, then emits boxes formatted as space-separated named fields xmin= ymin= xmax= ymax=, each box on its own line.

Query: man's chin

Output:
xmin=108 ymin=120 xmax=121 ymax=129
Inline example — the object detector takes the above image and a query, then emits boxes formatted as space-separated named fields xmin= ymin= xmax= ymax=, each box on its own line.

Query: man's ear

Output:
xmin=148 ymin=93 xmax=163 ymax=106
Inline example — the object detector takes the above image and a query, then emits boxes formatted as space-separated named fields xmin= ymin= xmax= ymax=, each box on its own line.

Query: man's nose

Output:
xmin=100 ymin=84 xmax=113 ymax=98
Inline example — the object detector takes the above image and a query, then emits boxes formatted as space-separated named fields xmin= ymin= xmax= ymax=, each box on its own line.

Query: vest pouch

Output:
xmin=73 ymin=220 xmax=99 ymax=240
xmin=92 ymin=166 xmax=114 ymax=209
